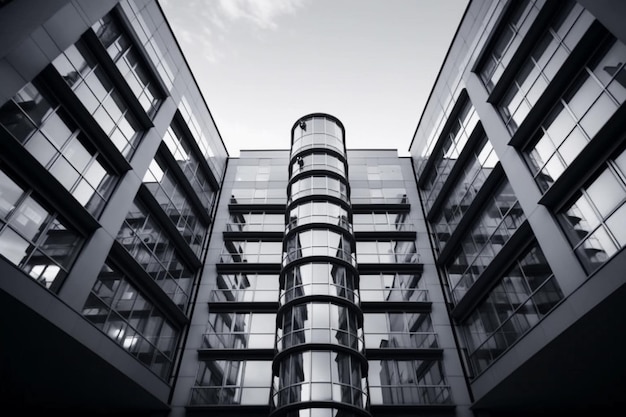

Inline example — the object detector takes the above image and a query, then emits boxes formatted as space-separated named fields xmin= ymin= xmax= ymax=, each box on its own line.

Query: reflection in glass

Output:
xmin=559 ymin=148 xmax=626 ymax=273
xmin=463 ymin=244 xmax=562 ymax=374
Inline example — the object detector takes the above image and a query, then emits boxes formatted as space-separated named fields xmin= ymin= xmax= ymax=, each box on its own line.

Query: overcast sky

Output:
xmin=159 ymin=0 xmax=469 ymax=156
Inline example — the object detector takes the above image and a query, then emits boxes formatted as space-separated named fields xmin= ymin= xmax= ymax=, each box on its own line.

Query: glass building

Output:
xmin=1 ymin=1 xmax=625 ymax=416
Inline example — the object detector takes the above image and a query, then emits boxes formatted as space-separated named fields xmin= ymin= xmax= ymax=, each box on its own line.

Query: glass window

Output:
xmin=559 ymin=148 xmax=626 ymax=273
xmin=0 ymin=166 xmax=83 ymax=290
xmin=463 ymin=244 xmax=562 ymax=375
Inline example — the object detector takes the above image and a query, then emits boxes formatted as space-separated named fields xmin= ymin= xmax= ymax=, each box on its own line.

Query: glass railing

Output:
xmin=201 ymin=332 xmax=275 ymax=349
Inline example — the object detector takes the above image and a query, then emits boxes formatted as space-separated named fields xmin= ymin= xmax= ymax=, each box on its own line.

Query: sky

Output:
xmin=158 ymin=0 xmax=469 ymax=157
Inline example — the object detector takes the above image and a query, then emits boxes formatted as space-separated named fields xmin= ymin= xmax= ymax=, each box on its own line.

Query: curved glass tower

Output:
xmin=270 ymin=114 xmax=370 ymax=417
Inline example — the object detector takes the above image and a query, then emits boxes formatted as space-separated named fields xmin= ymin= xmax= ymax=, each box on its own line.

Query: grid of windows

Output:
xmin=499 ymin=1 xmax=594 ymax=133
xmin=220 ymin=240 xmax=283 ymax=263
xmin=190 ymin=360 xmax=272 ymax=405
xmin=364 ymin=313 xmax=437 ymax=350
xmin=203 ymin=312 xmax=276 ymax=349
xmin=423 ymin=100 xmax=480 ymax=210
xmin=53 ymin=41 xmax=142 ymax=159
xmin=0 ymin=167 xmax=83 ymax=290
xmin=368 ymin=360 xmax=450 ymax=405
xmin=524 ymin=37 xmax=626 ymax=191
xmin=356 ymin=240 xmax=418 ymax=264
xmin=209 ymin=273 xmax=279 ymax=303
xmin=446 ymin=181 xmax=526 ymax=303
xmin=124 ymin=0 xmax=177 ymax=90
xmin=0 ymin=83 xmax=117 ymax=217
xmin=463 ymin=244 xmax=562 ymax=375
xmin=359 ymin=273 xmax=427 ymax=303
xmin=227 ymin=212 xmax=284 ymax=232
xmin=161 ymin=120 xmax=216 ymax=213
xmin=350 ymin=186 xmax=408 ymax=205
xmin=143 ymin=156 xmax=207 ymax=256
xmin=433 ymin=137 xmax=499 ymax=249
xmin=82 ymin=262 xmax=179 ymax=380
xmin=479 ymin=0 xmax=544 ymax=90
xmin=117 ymin=198 xmax=195 ymax=309
xmin=353 ymin=212 xmax=412 ymax=232
xmin=93 ymin=13 xmax=162 ymax=117
xmin=272 ymin=351 xmax=367 ymax=408
xmin=559 ymin=147 xmax=626 ymax=273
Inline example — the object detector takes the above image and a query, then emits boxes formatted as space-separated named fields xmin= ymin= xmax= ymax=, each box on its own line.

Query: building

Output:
xmin=0 ymin=0 xmax=625 ymax=416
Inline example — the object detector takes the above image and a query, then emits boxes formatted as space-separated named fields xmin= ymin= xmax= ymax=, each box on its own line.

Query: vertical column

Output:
xmin=270 ymin=114 xmax=371 ymax=417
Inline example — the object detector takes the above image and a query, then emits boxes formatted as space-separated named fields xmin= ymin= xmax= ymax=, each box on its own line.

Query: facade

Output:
xmin=409 ymin=0 xmax=626 ymax=415
xmin=1 ymin=0 xmax=625 ymax=417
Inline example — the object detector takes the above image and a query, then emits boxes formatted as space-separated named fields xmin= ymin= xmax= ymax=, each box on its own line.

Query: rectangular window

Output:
xmin=53 ymin=41 xmax=143 ymax=159
xmin=463 ymin=244 xmax=562 ymax=375
xmin=524 ymin=37 xmax=626 ymax=191
xmin=92 ymin=13 xmax=163 ymax=117
xmin=559 ymin=148 xmax=626 ymax=273
xmin=0 ymin=82 xmax=117 ymax=217
xmin=0 ymin=167 xmax=83 ymax=290
xmin=82 ymin=262 xmax=180 ymax=380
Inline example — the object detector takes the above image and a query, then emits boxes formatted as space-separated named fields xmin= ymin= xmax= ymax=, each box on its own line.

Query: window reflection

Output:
xmin=220 ymin=240 xmax=283 ymax=263
xmin=285 ymin=229 xmax=354 ymax=264
xmin=432 ymin=136 xmax=499 ymax=248
xmin=161 ymin=120 xmax=217 ymax=213
xmin=368 ymin=360 xmax=450 ymax=405
xmin=0 ymin=83 xmax=117 ymax=216
xmin=479 ymin=0 xmax=543 ymax=90
xmin=499 ymin=2 xmax=594 ymax=133
xmin=422 ymin=99 xmax=479 ymax=207
xmin=524 ymin=37 xmax=626 ymax=191
xmin=190 ymin=360 xmax=272 ymax=405
xmin=210 ymin=273 xmax=279 ymax=303
xmin=463 ymin=244 xmax=562 ymax=375
xmin=360 ymin=273 xmax=427 ymax=302
xmin=92 ymin=13 xmax=162 ymax=117
xmin=204 ymin=312 xmax=276 ymax=349
xmin=277 ymin=302 xmax=363 ymax=351
xmin=83 ymin=262 xmax=179 ymax=379
xmin=364 ymin=313 xmax=438 ymax=349
xmin=356 ymin=240 xmax=418 ymax=264
xmin=143 ymin=156 xmax=207 ymax=256
xmin=272 ymin=351 xmax=366 ymax=408
xmin=0 ymin=168 xmax=83 ymax=290
xmin=445 ymin=180 xmax=526 ymax=303
xmin=559 ymin=148 xmax=626 ymax=273
xmin=117 ymin=198 xmax=195 ymax=309
xmin=53 ymin=41 xmax=142 ymax=159
xmin=281 ymin=263 xmax=358 ymax=304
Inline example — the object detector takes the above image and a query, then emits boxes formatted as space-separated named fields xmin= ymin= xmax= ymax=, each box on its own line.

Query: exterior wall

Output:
xmin=0 ymin=0 xmax=227 ymax=413
xmin=410 ymin=0 xmax=626 ymax=414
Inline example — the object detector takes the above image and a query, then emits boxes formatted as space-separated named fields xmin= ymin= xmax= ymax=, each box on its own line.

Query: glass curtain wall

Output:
xmin=271 ymin=115 xmax=370 ymax=417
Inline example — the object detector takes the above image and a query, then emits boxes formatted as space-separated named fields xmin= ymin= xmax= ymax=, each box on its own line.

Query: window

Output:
xmin=117 ymin=198 xmax=196 ymax=309
xmin=92 ymin=13 xmax=163 ymax=117
xmin=82 ymin=262 xmax=179 ymax=379
xmin=463 ymin=244 xmax=562 ymax=375
xmin=53 ymin=41 xmax=142 ymax=159
xmin=0 ymin=83 xmax=117 ymax=216
xmin=190 ymin=360 xmax=272 ymax=405
xmin=559 ymin=148 xmax=626 ymax=273
xmin=524 ymin=37 xmax=626 ymax=191
xmin=0 ymin=167 xmax=83 ymax=290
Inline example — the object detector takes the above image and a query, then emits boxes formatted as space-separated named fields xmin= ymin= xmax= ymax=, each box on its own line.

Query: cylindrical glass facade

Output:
xmin=271 ymin=114 xmax=370 ymax=417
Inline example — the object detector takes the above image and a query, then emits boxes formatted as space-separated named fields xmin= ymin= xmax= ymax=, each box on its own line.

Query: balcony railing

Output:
xmin=360 ymin=288 xmax=428 ymax=303
xmin=202 ymin=332 xmax=275 ymax=349
xmin=190 ymin=386 xmax=270 ymax=405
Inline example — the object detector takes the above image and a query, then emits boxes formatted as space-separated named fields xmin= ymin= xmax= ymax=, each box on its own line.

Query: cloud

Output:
xmin=217 ymin=0 xmax=308 ymax=30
